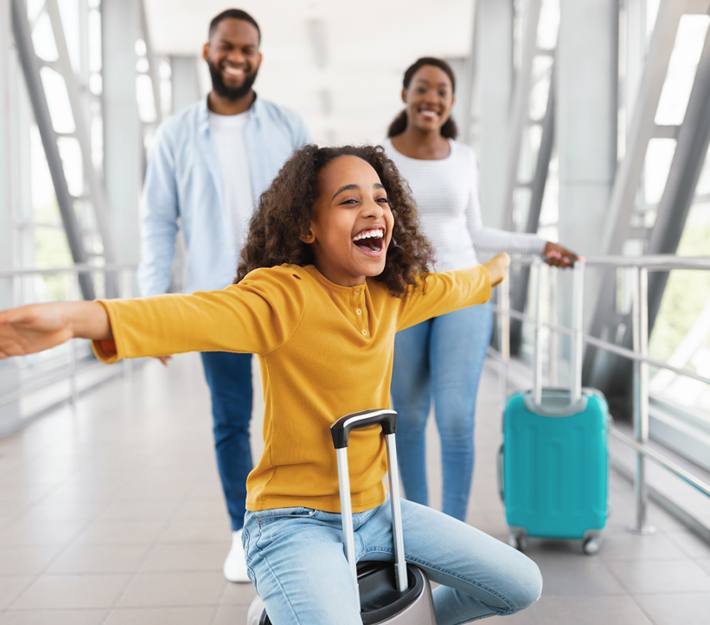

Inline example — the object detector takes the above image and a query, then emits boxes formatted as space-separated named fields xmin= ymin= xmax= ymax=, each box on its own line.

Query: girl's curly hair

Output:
xmin=235 ymin=144 xmax=435 ymax=296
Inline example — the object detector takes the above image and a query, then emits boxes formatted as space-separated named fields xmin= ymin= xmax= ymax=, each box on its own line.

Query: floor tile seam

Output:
xmin=208 ymin=579 xmax=230 ymax=625
xmin=595 ymin=554 xmax=659 ymax=625
xmin=662 ymin=527 xmax=710 ymax=560
xmin=97 ymin=474 xmax=205 ymax=625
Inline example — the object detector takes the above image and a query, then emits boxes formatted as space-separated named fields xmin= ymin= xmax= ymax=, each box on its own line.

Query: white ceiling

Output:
xmin=144 ymin=0 xmax=476 ymax=145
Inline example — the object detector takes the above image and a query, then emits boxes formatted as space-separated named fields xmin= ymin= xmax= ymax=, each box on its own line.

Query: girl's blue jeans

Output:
xmin=243 ymin=497 xmax=541 ymax=624
xmin=391 ymin=302 xmax=494 ymax=521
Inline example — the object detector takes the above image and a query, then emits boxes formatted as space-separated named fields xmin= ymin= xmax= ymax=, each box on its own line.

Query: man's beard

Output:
xmin=208 ymin=59 xmax=259 ymax=101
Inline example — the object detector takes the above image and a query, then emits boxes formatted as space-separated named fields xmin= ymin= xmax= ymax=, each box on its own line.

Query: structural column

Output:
xmin=475 ymin=0 xmax=514 ymax=228
xmin=556 ymin=0 xmax=618 ymax=258
xmin=0 ymin=0 xmax=20 ymax=436
xmin=556 ymin=0 xmax=618 ymax=382
xmin=557 ymin=0 xmax=618 ymax=339
xmin=102 ymin=0 xmax=141 ymax=267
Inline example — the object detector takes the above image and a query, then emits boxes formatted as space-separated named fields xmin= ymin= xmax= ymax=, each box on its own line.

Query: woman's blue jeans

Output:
xmin=243 ymin=498 xmax=542 ymax=625
xmin=391 ymin=302 xmax=494 ymax=521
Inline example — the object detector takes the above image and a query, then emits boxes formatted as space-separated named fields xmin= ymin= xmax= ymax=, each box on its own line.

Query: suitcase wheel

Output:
xmin=582 ymin=534 xmax=602 ymax=556
xmin=508 ymin=528 xmax=527 ymax=552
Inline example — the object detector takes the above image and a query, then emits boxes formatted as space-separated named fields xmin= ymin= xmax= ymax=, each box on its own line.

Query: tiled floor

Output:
xmin=1 ymin=353 xmax=709 ymax=624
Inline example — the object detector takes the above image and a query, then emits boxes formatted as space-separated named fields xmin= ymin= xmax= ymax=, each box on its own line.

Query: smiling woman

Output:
xmin=383 ymin=57 xmax=578 ymax=524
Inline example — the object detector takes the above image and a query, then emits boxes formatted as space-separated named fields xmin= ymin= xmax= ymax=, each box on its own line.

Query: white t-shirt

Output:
xmin=382 ymin=138 xmax=545 ymax=271
xmin=209 ymin=110 xmax=254 ymax=248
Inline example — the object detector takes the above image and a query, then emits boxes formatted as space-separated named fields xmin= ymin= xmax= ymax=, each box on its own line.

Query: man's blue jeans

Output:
xmin=201 ymin=351 xmax=253 ymax=531
xmin=243 ymin=497 xmax=542 ymax=624
xmin=391 ymin=302 xmax=494 ymax=521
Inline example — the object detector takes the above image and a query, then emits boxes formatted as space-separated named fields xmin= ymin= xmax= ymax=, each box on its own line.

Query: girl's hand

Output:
xmin=543 ymin=242 xmax=581 ymax=268
xmin=0 ymin=302 xmax=112 ymax=359
xmin=485 ymin=253 xmax=510 ymax=287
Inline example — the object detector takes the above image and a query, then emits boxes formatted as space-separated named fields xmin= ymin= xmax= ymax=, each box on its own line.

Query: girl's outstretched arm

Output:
xmin=0 ymin=302 xmax=112 ymax=359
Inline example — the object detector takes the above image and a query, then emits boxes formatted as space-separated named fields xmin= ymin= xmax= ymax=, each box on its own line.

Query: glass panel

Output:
xmin=40 ymin=67 xmax=76 ymax=134
xmin=136 ymin=74 xmax=157 ymax=123
xmin=57 ymin=136 xmax=84 ymax=197
xmin=649 ymin=203 xmax=710 ymax=418
xmin=88 ymin=8 xmax=102 ymax=73
xmin=537 ymin=0 xmax=560 ymax=50
xmin=529 ymin=56 xmax=552 ymax=120
xmin=29 ymin=127 xmax=59 ymax=224
xmin=58 ymin=0 xmax=81 ymax=75
xmin=32 ymin=12 xmax=59 ymax=62
xmin=644 ymin=138 xmax=676 ymax=205
xmin=655 ymin=15 xmax=710 ymax=126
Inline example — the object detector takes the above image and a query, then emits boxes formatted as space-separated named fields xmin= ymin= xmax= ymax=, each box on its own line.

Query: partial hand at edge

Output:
xmin=0 ymin=301 xmax=112 ymax=359
xmin=543 ymin=242 xmax=582 ymax=268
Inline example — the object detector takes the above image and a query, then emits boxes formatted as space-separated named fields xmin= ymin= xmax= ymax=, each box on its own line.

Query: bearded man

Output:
xmin=137 ymin=9 xmax=311 ymax=583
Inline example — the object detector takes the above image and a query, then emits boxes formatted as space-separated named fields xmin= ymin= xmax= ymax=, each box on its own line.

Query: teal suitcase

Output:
xmin=499 ymin=388 xmax=609 ymax=554
xmin=497 ymin=259 xmax=609 ymax=555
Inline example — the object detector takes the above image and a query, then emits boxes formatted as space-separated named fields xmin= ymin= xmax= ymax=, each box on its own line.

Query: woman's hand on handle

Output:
xmin=543 ymin=242 xmax=580 ymax=268
xmin=484 ymin=253 xmax=510 ymax=287
xmin=0 ymin=302 xmax=113 ymax=359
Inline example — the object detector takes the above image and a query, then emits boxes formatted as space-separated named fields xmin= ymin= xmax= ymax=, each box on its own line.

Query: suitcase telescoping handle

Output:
xmin=331 ymin=409 xmax=408 ymax=608
xmin=532 ymin=257 xmax=586 ymax=406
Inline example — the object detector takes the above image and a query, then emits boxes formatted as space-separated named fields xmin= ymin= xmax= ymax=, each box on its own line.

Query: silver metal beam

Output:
xmin=137 ymin=0 xmax=162 ymax=125
xmin=509 ymin=73 xmax=556 ymax=350
xmin=458 ymin=0 xmax=480 ymax=145
xmin=43 ymin=0 xmax=117 ymax=275
xmin=10 ymin=0 xmax=95 ymax=299
xmin=646 ymin=25 xmax=710 ymax=329
xmin=584 ymin=0 xmax=710 ymax=388
xmin=501 ymin=0 xmax=543 ymax=232
xmin=599 ymin=0 xmax=698 ymax=259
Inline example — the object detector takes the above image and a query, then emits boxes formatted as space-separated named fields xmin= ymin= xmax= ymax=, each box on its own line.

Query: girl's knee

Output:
xmin=506 ymin=556 xmax=542 ymax=613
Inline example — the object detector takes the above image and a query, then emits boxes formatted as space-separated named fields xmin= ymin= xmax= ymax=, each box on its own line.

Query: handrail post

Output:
xmin=549 ymin=265 xmax=558 ymax=387
xmin=532 ymin=257 xmax=543 ymax=405
xmin=630 ymin=265 xmax=655 ymax=535
xmin=570 ymin=260 xmax=585 ymax=403
xmin=69 ymin=271 xmax=80 ymax=408
xmin=120 ymin=269 xmax=133 ymax=379
xmin=499 ymin=274 xmax=511 ymax=408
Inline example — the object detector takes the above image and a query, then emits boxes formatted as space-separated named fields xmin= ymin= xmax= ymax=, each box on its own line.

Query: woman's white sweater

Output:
xmin=382 ymin=138 xmax=546 ymax=272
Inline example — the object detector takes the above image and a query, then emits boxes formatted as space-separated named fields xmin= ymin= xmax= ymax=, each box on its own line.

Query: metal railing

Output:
xmin=0 ymin=263 xmax=137 ymax=417
xmin=491 ymin=254 xmax=710 ymax=535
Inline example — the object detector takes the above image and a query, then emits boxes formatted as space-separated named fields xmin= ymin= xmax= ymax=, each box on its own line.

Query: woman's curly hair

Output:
xmin=235 ymin=144 xmax=435 ymax=296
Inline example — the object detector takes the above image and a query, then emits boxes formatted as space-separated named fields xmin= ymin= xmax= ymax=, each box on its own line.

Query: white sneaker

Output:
xmin=223 ymin=529 xmax=250 ymax=583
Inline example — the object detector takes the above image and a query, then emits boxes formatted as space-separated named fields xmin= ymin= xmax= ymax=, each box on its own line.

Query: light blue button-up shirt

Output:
xmin=137 ymin=95 xmax=311 ymax=296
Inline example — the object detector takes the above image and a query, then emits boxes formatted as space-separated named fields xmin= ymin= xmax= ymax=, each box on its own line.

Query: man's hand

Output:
xmin=543 ymin=242 xmax=581 ymax=268
xmin=0 ymin=302 xmax=112 ymax=359
xmin=485 ymin=253 xmax=511 ymax=287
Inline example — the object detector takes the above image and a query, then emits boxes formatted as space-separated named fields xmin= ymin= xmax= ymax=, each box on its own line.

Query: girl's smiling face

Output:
xmin=301 ymin=155 xmax=394 ymax=287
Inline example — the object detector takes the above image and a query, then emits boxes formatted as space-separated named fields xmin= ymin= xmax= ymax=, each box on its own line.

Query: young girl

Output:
xmin=0 ymin=145 xmax=541 ymax=625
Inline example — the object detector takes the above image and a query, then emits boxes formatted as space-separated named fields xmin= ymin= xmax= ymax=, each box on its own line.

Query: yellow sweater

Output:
xmin=93 ymin=264 xmax=491 ymax=513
